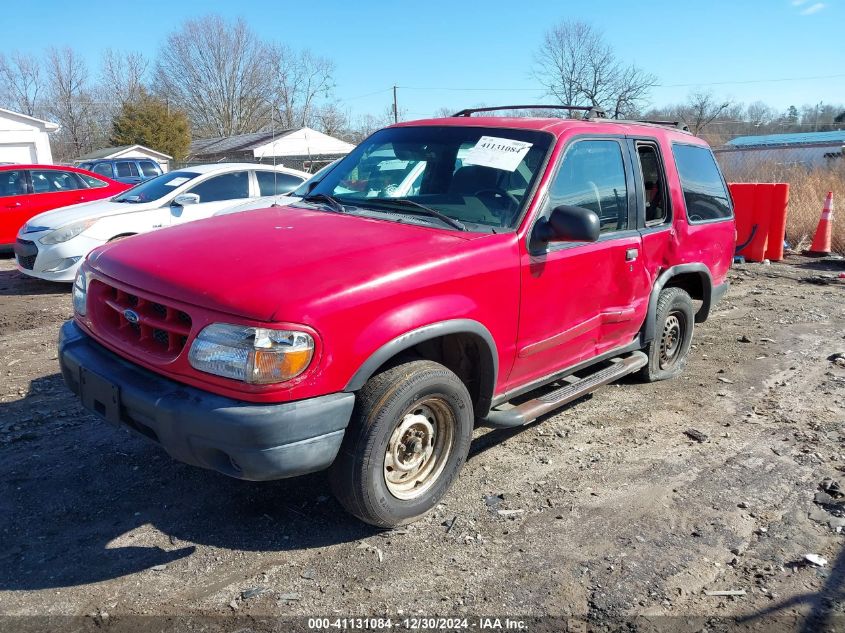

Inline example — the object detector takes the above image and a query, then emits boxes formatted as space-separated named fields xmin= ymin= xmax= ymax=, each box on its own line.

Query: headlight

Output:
xmin=72 ymin=268 xmax=89 ymax=316
xmin=188 ymin=323 xmax=314 ymax=384
xmin=40 ymin=219 xmax=96 ymax=244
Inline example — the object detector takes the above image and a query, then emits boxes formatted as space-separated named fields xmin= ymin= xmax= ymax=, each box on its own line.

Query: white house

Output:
xmin=74 ymin=144 xmax=172 ymax=172
xmin=0 ymin=107 xmax=59 ymax=164
xmin=188 ymin=127 xmax=354 ymax=171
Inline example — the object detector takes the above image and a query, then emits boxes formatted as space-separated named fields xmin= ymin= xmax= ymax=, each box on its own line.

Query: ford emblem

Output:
xmin=123 ymin=309 xmax=140 ymax=324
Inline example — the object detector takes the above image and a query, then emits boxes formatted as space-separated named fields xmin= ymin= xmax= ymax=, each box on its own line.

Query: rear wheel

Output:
xmin=639 ymin=287 xmax=694 ymax=382
xmin=329 ymin=360 xmax=473 ymax=527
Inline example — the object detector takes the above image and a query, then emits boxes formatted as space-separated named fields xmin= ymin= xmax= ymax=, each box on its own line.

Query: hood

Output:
xmin=89 ymin=206 xmax=478 ymax=322
xmin=29 ymin=197 xmax=155 ymax=229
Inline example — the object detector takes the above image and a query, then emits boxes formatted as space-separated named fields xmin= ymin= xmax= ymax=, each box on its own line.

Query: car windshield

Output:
xmin=302 ymin=126 xmax=553 ymax=231
xmin=113 ymin=170 xmax=201 ymax=203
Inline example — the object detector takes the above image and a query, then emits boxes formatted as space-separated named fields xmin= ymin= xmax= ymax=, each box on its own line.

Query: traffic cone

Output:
xmin=806 ymin=191 xmax=833 ymax=256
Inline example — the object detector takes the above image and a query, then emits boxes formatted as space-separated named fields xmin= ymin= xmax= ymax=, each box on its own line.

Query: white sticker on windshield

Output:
xmin=378 ymin=159 xmax=409 ymax=171
xmin=165 ymin=177 xmax=189 ymax=187
xmin=463 ymin=136 xmax=533 ymax=172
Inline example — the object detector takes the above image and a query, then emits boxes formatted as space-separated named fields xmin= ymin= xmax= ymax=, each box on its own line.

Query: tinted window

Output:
xmin=116 ymin=161 xmax=140 ymax=178
xmin=77 ymin=173 xmax=108 ymax=188
xmin=31 ymin=170 xmax=83 ymax=193
xmin=672 ymin=144 xmax=732 ymax=222
xmin=0 ymin=170 xmax=28 ymax=197
xmin=114 ymin=171 xmax=201 ymax=203
xmin=547 ymin=140 xmax=629 ymax=234
xmin=637 ymin=144 xmax=668 ymax=225
xmin=78 ymin=162 xmax=92 ymax=171
xmin=189 ymin=171 xmax=250 ymax=203
xmin=139 ymin=160 xmax=161 ymax=177
xmin=256 ymin=171 xmax=305 ymax=195
xmin=92 ymin=163 xmax=113 ymax=177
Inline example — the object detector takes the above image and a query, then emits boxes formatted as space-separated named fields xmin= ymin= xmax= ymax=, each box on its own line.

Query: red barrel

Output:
xmin=728 ymin=183 xmax=790 ymax=262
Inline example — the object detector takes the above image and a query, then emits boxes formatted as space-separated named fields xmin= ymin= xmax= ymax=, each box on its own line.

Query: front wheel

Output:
xmin=639 ymin=287 xmax=694 ymax=382
xmin=329 ymin=360 xmax=474 ymax=527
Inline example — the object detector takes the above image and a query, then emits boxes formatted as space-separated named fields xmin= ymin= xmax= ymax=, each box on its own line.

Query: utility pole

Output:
xmin=393 ymin=85 xmax=398 ymax=124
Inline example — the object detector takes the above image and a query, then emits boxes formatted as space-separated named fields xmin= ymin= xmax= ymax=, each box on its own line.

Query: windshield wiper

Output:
xmin=371 ymin=198 xmax=467 ymax=231
xmin=302 ymin=193 xmax=345 ymax=213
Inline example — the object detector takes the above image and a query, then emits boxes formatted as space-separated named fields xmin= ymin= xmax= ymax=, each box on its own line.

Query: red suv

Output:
xmin=59 ymin=107 xmax=734 ymax=527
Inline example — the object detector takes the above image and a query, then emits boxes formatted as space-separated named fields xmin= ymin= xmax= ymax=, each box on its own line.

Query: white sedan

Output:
xmin=15 ymin=163 xmax=308 ymax=282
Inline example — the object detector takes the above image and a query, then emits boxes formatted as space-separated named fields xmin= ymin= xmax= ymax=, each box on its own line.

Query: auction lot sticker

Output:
xmin=463 ymin=136 xmax=533 ymax=172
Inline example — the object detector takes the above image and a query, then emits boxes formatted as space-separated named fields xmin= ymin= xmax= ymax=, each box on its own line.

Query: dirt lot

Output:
xmin=0 ymin=253 xmax=843 ymax=631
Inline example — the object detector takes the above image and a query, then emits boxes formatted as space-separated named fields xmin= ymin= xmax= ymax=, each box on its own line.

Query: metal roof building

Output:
xmin=715 ymin=130 xmax=845 ymax=171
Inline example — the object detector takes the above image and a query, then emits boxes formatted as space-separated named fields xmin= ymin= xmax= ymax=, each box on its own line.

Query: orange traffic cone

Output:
xmin=806 ymin=191 xmax=833 ymax=256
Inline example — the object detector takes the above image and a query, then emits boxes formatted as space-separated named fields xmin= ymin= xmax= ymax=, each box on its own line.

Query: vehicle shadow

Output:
xmin=737 ymin=542 xmax=845 ymax=632
xmin=0 ymin=374 xmax=378 ymax=591
xmin=0 ymin=267 xmax=68 ymax=297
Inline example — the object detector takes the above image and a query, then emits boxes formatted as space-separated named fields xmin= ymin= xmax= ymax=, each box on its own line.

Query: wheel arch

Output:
xmin=344 ymin=319 xmax=499 ymax=417
xmin=642 ymin=264 xmax=713 ymax=343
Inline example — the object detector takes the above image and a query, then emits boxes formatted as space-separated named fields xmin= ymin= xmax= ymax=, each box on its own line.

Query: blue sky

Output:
xmin=2 ymin=0 xmax=843 ymax=120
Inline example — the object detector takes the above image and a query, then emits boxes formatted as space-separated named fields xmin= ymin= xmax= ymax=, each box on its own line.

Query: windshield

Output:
xmin=113 ymin=170 xmax=201 ymax=203
xmin=303 ymin=126 xmax=553 ymax=231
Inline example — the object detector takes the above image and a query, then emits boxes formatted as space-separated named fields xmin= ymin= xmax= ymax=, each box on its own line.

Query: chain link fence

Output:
xmin=713 ymin=146 xmax=844 ymax=254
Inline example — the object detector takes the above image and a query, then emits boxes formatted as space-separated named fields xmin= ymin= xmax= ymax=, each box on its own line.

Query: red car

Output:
xmin=0 ymin=165 xmax=130 ymax=250
xmin=60 ymin=106 xmax=735 ymax=526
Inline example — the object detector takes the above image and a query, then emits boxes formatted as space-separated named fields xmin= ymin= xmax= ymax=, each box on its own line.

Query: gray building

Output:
xmin=714 ymin=130 xmax=845 ymax=171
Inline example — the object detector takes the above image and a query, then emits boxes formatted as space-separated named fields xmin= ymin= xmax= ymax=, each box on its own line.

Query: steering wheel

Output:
xmin=474 ymin=188 xmax=520 ymax=208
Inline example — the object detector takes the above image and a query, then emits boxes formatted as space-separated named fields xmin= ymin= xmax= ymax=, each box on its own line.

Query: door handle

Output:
xmin=5 ymin=202 xmax=22 ymax=208
xmin=625 ymin=248 xmax=639 ymax=261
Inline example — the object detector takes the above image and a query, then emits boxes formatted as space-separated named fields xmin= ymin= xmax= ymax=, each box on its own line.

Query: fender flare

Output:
xmin=642 ymin=264 xmax=713 ymax=343
xmin=344 ymin=319 xmax=499 ymax=415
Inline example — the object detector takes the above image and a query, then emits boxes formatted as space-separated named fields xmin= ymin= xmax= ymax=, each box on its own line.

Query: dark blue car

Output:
xmin=76 ymin=158 xmax=163 ymax=185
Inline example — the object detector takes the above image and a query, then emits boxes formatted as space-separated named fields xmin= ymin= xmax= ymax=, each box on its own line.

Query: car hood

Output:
xmin=27 ymin=198 xmax=157 ymax=230
xmin=89 ymin=206 xmax=479 ymax=322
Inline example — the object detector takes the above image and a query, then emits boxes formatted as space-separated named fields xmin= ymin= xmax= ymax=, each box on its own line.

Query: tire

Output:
xmin=329 ymin=360 xmax=474 ymax=528
xmin=639 ymin=287 xmax=694 ymax=382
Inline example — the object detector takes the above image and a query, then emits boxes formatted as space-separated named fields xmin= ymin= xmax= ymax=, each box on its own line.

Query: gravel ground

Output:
xmin=0 ymin=253 xmax=843 ymax=632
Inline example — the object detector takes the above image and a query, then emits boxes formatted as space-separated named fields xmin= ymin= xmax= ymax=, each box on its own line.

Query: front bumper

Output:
xmin=58 ymin=320 xmax=355 ymax=481
xmin=14 ymin=232 xmax=101 ymax=282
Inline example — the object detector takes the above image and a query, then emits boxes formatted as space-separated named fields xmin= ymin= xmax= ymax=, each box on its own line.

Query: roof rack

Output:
xmin=624 ymin=119 xmax=690 ymax=132
xmin=451 ymin=105 xmax=607 ymax=120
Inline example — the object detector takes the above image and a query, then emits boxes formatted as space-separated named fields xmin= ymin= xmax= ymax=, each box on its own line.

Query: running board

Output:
xmin=482 ymin=351 xmax=648 ymax=428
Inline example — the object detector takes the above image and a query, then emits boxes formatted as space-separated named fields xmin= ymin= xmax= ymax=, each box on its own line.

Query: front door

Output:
xmin=0 ymin=169 xmax=31 ymax=245
xmin=508 ymin=138 xmax=650 ymax=390
xmin=169 ymin=170 xmax=253 ymax=225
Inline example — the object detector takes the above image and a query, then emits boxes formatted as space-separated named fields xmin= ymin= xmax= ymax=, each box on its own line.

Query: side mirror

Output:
xmin=535 ymin=205 xmax=600 ymax=244
xmin=172 ymin=193 xmax=200 ymax=206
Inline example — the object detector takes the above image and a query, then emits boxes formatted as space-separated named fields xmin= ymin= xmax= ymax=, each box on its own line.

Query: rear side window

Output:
xmin=116 ymin=161 xmax=140 ymax=178
xmin=672 ymin=144 xmax=732 ymax=222
xmin=92 ymin=163 xmax=113 ymax=177
xmin=188 ymin=171 xmax=250 ymax=202
xmin=139 ymin=161 xmax=161 ymax=177
xmin=546 ymin=139 xmax=629 ymax=234
xmin=256 ymin=171 xmax=305 ymax=195
xmin=77 ymin=173 xmax=108 ymax=188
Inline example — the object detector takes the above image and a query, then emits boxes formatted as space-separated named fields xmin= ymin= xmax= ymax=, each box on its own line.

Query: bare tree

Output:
xmin=0 ymin=51 xmax=42 ymax=116
xmin=45 ymin=47 xmax=98 ymax=159
xmin=313 ymin=102 xmax=350 ymax=138
xmin=153 ymin=15 xmax=272 ymax=137
xmin=268 ymin=45 xmax=335 ymax=128
xmin=533 ymin=20 xmax=656 ymax=118
xmin=100 ymin=49 xmax=148 ymax=106
xmin=675 ymin=90 xmax=732 ymax=136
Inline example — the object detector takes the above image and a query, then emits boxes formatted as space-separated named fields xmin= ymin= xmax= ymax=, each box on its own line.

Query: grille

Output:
xmin=15 ymin=239 xmax=37 ymax=270
xmin=16 ymin=254 xmax=36 ymax=270
xmin=91 ymin=281 xmax=192 ymax=358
